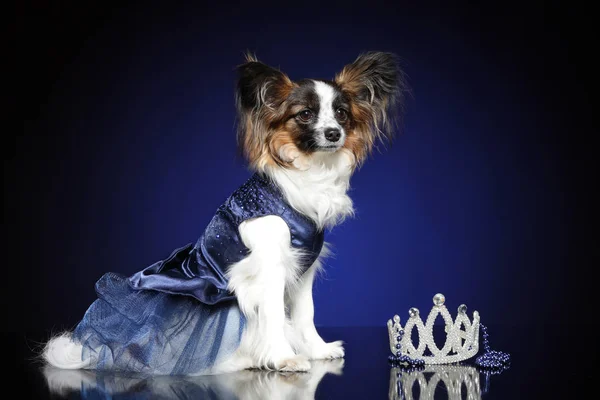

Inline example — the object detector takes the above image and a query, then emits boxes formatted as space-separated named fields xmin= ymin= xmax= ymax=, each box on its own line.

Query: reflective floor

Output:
xmin=14 ymin=325 xmax=593 ymax=399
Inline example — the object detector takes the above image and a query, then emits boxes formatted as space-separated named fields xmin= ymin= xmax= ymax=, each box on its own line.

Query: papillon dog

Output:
xmin=43 ymin=51 xmax=406 ymax=374
xmin=227 ymin=51 xmax=405 ymax=372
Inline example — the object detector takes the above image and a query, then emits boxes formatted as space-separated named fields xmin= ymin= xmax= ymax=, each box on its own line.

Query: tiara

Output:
xmin=387 ymin=293 xmax=480 ymax=365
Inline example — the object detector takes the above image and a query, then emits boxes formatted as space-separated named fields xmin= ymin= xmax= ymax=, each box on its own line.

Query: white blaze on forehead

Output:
xmin=313 ymin=80 xmax=342 ymax=131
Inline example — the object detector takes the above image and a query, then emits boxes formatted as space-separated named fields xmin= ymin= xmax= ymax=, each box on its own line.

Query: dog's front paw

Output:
xmin=309 ymin=340 xmax=345 ymax=360
xmin=273 ymin=354 xmax=311 ymax=372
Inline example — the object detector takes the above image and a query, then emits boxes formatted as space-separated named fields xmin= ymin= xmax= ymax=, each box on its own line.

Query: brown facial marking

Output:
xmin=236 ymin=52 xmax=404 ymax=171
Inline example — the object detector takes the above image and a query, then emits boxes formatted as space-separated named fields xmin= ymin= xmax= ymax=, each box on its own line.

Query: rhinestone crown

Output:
xmin=387 ymin=293 xmax=480 ymax=364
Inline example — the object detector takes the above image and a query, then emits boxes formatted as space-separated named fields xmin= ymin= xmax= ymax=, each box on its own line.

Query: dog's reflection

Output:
xmin=389 ymin=365 xmax=483 ymax=400
xmin=43 ymin=358 xmax=344 ymax=399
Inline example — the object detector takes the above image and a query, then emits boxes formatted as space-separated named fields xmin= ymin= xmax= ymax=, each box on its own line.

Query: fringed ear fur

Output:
xmin=335 ymin=51 xmax=408 ymax=144
xmin=235 ymin=54 xmax=295 ymax=168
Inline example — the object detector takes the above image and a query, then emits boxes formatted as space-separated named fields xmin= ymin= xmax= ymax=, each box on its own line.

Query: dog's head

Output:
xmin=235 ymin=52 xmax=407 ymax=171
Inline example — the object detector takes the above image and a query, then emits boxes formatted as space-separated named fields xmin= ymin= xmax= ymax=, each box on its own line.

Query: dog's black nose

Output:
xmin=324 ymin=128 xmax=341 ymax=142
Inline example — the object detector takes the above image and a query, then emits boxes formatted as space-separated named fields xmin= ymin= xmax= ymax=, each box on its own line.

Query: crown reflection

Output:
xmin=388 ymin=294 xmax=480 ymax=364
xmin=389 ymin=365 xmax=482 ymax=400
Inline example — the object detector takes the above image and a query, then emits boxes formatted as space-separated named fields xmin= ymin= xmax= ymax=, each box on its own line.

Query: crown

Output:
xmin=387 ymin=293 xmax=480 ymax=365
xmin=389 ymin=365 xmax=484 ymax=400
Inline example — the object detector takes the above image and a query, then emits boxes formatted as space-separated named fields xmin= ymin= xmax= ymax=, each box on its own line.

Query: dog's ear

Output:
xmin=335 ymin=52 xmax=407 ymax=139
xmin=236 ymin=53 xmax=294 ymax=113
xmin=235 ymin=53 xmax=295 ymax=168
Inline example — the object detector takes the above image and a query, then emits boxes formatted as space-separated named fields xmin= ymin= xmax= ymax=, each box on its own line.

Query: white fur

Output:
xmin=313 ymin=80 xmax=346 ymax=149
xmin=285 ymin=244 xmax=344 ymax=360
xmin=266 ymin=149 xmax=355 ymax=229
xmin=43 ymin=333 xmax=89 ymax=370
xmin=221 ymin=215 xmax=310 ymax=372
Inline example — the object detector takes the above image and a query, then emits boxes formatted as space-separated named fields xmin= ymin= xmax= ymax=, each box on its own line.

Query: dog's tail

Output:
xmin=43 ymin=333 xmax=91 ymax=370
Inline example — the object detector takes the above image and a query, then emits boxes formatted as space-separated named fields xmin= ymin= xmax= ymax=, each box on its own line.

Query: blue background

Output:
xmin=9 ymin=2 xmax=592 ymax=336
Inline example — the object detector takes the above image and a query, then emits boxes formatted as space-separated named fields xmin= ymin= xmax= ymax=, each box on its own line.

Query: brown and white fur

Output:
xmin=43 ymin=51 xmax=406 ymax=374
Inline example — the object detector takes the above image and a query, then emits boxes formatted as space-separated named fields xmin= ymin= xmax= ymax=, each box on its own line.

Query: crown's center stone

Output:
xmin=433 ymin=293 xmax=445 ymax=306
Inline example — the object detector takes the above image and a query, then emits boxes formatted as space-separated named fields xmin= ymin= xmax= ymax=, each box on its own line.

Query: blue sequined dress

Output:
xmin=72 ymin=173 xmax=324 ymax=375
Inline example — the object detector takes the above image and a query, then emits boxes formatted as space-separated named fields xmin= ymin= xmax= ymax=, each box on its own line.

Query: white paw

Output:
xmin=273 ymin=355 xmax=311 ymax=372
xmin=308 ymin=340 xmax=345 ymax=360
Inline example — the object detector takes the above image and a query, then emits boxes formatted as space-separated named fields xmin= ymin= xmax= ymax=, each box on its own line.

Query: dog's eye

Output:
xmin=335 ymin=108 xmax=348 ymax=122
xmin=297 ymin=109 xmax=314 ymax=123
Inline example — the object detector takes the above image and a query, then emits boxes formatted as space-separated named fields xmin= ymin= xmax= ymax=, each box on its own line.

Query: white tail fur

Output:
xmin=43 ymin=333 xmax=90 ymax=370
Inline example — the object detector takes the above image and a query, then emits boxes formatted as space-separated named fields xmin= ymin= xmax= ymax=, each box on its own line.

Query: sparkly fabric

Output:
xmin=73 ymin=273 xmax=244 ymax=375
xmin=128 ymin=172 xmax=324 ymax=304
xmin=71 ymin=173 xmax=324 ymax=374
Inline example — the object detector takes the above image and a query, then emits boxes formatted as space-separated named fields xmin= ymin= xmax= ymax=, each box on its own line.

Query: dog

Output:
xmin=43 ymin=51 xmax=406 ymax=375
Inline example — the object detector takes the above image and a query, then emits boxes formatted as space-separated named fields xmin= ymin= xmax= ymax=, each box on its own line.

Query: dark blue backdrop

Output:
xmin=9 ymin=2 xmax=592 ymax=336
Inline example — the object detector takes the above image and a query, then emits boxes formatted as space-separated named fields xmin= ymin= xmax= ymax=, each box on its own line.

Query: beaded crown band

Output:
xmin=387 ymin=293 xmax=480 ymax=365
